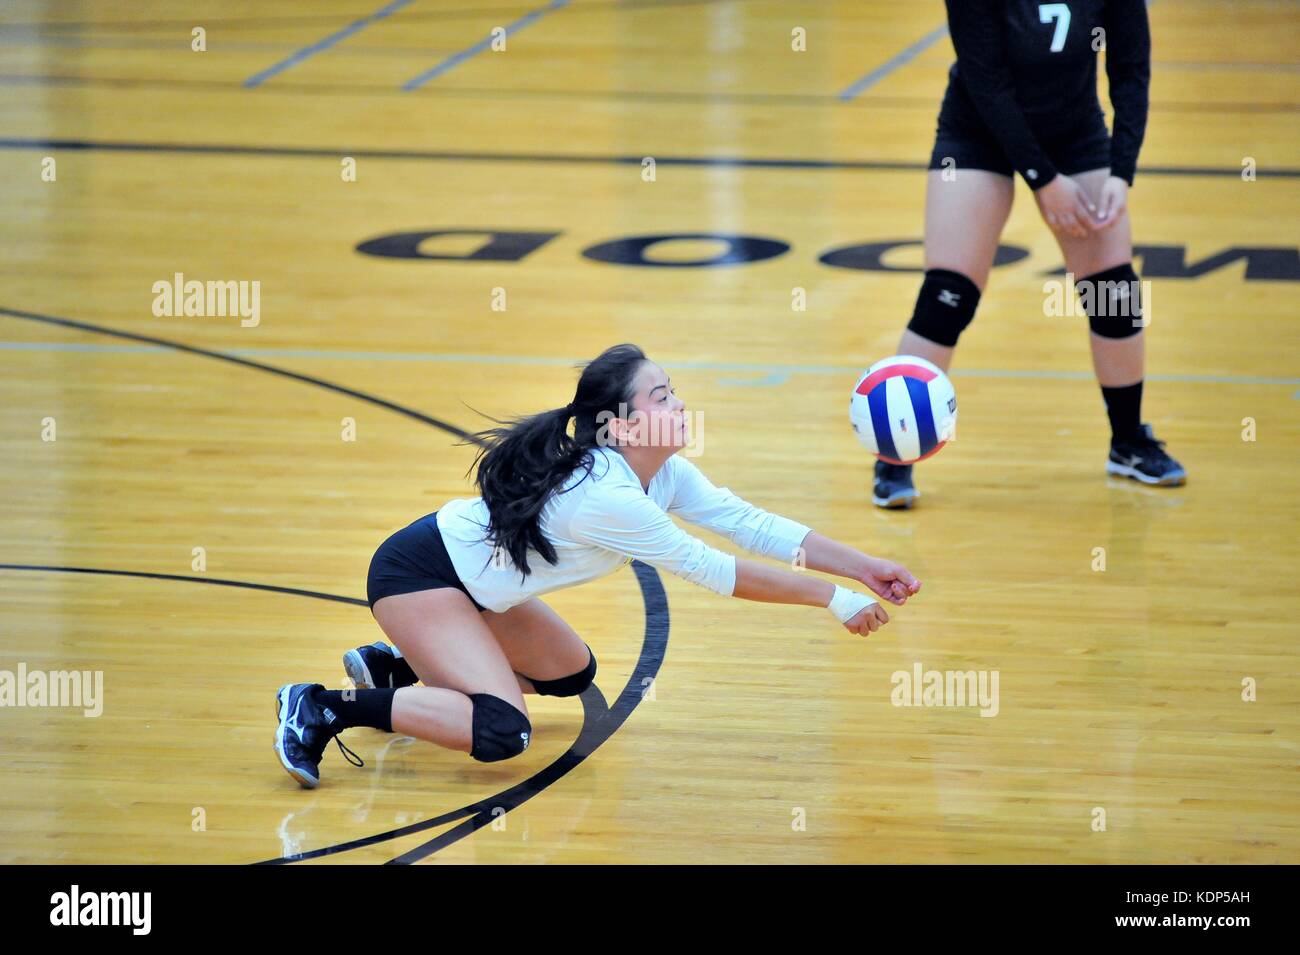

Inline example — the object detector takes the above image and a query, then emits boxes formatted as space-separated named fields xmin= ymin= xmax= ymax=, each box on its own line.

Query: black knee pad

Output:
xmin=527 ymin=645 xmax=597 ymax=697
xmin=1076 ymin=263 xmax=1145 ymax=338
xmin=906 ymin=268 xmax=981 ymax=347
xmin=469 ymin=693 xmax=532 ymax=762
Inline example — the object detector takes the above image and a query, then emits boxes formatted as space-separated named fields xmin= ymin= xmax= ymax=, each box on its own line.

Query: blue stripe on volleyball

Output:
xmin=867 ymin=382 xmax=899 ymax=461
xmin=904 ymin=375 xmax=938 ymax=457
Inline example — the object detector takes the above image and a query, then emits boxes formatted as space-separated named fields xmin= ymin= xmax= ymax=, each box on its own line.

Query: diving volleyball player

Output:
xmin=275 ymin=344 xmax=920 ymax=787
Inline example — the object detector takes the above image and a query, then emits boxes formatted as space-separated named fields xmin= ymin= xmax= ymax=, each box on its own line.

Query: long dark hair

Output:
xmin=456 ymin=343 xmax=648 ymax=581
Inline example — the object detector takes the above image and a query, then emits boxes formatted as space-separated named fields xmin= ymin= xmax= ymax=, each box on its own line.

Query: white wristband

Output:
xmin=827 ymin=584 xmax=877 ymax=624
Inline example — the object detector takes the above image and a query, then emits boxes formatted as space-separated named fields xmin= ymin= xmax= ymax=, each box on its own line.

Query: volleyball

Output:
xmin=850 ymin=356 xmax=957 ymax=464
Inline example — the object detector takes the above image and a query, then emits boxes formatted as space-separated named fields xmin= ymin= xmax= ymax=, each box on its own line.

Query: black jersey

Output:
xmin=937 ymin=0 xmax=1150 ymax=189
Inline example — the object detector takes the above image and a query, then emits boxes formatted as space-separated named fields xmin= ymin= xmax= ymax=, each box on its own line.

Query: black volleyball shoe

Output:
xmin=1106 ymin=423 xmax=1187 ymax=487
xmin=274 ymin=683 xmax=363 ymax=789
xmin=343 ymin=641 xmax=416 ymax=690
xmin=873 ymin=460 xmax=918 ymax=509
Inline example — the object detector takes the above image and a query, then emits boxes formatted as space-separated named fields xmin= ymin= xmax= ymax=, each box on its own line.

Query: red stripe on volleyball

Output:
xmin=855 ymin=363 xmax=938 ymax=396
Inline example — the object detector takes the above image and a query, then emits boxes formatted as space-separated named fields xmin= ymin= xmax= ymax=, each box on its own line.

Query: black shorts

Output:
xmin=366 ymin=510 xmax=488 ymax=613
xmin=927 ymin=103 xmax=1112 ymax=180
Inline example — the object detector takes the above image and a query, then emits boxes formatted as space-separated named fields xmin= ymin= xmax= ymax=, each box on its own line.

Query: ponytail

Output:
xmin=458 ymin=343 xmax=648 ymax=580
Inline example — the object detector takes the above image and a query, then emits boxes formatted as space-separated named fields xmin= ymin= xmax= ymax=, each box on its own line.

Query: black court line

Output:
xmin=0 ymin=564 xmax=366 ymax=607
xmin=4 ymin=73 xmax=1298 ymax=116
xmin=2 ymin=136 xmax=1296 ymax=178
xmin=0 ymin=305 xmax=474 ymax=437
xmin=0 ymin=303 xmax=671 ymax=865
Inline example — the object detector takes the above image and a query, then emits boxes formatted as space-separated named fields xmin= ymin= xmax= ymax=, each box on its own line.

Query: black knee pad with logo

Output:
xmin=906 ymin=268 xmax=982 ymax=347
xmin=469 ymin=694 xmax=531 ymax=762
xmin=1076 ymin=263 xmax=1145 ymax=338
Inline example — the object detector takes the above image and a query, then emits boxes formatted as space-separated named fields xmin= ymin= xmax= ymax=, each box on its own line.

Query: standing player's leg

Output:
xmin=900 ymin=170 xmax=1015 ymax=369
xmin=876 ymin=169 xmax=1014 ymax=508
xmin=275 ymin=587 xmax=532 ymax=788
xmin=1045 ymin=167 xmax=1185 ymax=485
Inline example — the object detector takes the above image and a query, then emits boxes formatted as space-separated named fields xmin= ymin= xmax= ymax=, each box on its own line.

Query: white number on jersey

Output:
xmin=1038 ymin=3 xmax=1072 ymax=52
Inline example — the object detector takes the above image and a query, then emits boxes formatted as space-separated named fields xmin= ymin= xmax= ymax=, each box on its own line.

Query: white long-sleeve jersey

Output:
xmin=437 ymin=446 xmax=813 ymax=613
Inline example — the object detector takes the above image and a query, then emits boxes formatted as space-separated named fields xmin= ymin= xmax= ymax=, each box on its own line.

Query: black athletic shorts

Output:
xmin=927 ymin=101 xmax=1112 ymax=181
xmin=366 ymin=510 xmax=488 ymax=613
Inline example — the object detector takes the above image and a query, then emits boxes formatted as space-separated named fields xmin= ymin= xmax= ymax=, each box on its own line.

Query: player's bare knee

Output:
xmin=526 ymin=645 xmax=597 ymax=698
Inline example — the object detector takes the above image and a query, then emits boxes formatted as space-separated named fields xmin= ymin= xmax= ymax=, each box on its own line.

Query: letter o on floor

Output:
xmin=582 ymin=233 xmax=790 ymax=268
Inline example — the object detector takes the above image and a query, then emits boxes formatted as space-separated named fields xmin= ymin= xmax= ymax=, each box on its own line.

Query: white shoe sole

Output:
xmin=873 ymin=489 xmax=918 ymax=509
xmin=274 ymin=685 xmax=320 ymax=789
xmin=1106 ymin=461 xmax=1187 ymax=486
xmin=342 ymin=650 xmax=375 ymax=690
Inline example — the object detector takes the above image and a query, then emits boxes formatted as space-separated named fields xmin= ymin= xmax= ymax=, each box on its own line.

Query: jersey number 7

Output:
xmin=1038 ymin=3 xmax=1072 ymax=52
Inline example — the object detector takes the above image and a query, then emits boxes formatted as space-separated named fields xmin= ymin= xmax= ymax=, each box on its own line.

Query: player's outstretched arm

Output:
xmin=796 ymin=531 xmax=921 ymax=606
xmin=732 ymin=558 xmax=892 ymax=637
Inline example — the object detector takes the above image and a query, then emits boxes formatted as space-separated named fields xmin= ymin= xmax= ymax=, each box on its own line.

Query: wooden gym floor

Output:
xmin=0 ymin=0 xmax=1296 ymax=863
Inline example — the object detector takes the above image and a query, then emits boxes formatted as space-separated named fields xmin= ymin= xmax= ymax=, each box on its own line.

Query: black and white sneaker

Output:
xmin=273 ymin=683 xmax=363 ymax=789
xmin=1107 ymin=423 xmax=1187 ymax=486
xmin=343 ymin=641 xmax=414 ymax=690
xmin=873 ymin=460 xmax=918 ymax=509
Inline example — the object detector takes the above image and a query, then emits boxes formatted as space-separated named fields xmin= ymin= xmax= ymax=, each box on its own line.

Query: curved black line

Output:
xmin=0 ymin=563 xmax=367 ymax=606
xmin=0 ymin=306 xmax=474 ymax=437
xmin=0 ymin=304 xmax=670 ymax=865
xmin=1 ymin=137 xmax=1296 ymax=179
xmin=384 ymin=559 xmax=668 ymax=864
xmin=253 ymin=572 xmax=665 ymax=865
